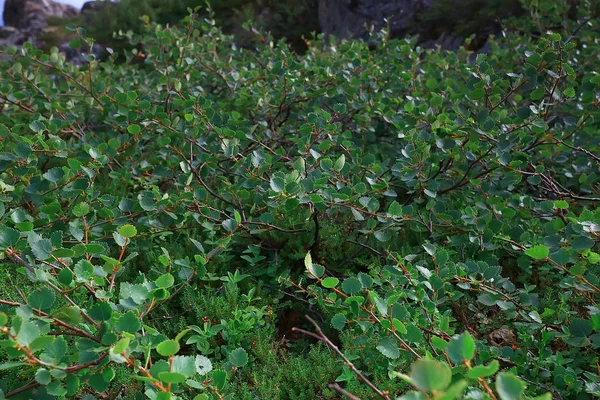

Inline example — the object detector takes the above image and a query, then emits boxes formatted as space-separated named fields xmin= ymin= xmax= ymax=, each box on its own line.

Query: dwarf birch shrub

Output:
xmin=0 ymin=1 xmax=599 ymax=398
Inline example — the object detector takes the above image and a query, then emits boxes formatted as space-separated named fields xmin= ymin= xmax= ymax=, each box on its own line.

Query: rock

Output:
xmin=80 ymin=1 xmax=118 ymax=24
xmin=318 ymin=0 xmax=431 ymax=41
xmin=1 ymin=0 xmax=79 ymax=50
xmin=3 ymin=0 xmax=78 ymax=29
xmin=0 ymin=26 xmax=17 ymax=40
xmin=488 ymin=328 xmax=516 ymax=348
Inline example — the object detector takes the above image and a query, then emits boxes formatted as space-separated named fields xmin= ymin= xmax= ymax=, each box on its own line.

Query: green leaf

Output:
xmin=31 ymin=238 xmax=53 ymax=260
xmin=341 ymin=277 xmax=362 ymax=295
xmin=28 ymin=288 xmax=56 ymax=312
xmin=496 ymin=373 xmax=526 ymax=400
xmin=530 ymin=87 xmax=545 ymax=100
xmin=74 ymin=260 xmax=94 ymax=281
xmin=157 ymin=339 xmax=180 ymax=356
xmin=30 ymin=120 xmax=46 ymax=133
xmin=0 ymin=226 xmax=20 ymax=248
xmin=305 ymin=252 xmax=324 ymax=278
xmin=446 ymin=332 xmax=475 ymax=363
xmin=570 ymin=319 xmax=592 ymax=337
xmin=90 ymin=302 xmax=113 ymax=322
xmin=525 ymin=245 xmax=549 ymax=260
xmin=35 ymin=368 xmax=52 ymax=385
xmin=158 ymin=372 xmax=186 ymax=384
xmin=156 ymin=273 xmax=175 ymax=288
xmin=115 ymin=311 xmax=141 ymax=333
xmin=127 ymin=124 xmax=141 ymax=134
xmin=410 ymin=359 xmax=451 ymax=392
xmin=376 ymin=337 xmax=400 ymax=359
xmin=17 ymin=320 xmax=40 ymax=346
xmin=0 ymin=312 xmax=7 ymax=326
xmin=467 ymin=360 xmax=499 ymax=379
xmin=171 ymin=355 xmax=196 ymax=377
xmin=553 ymin=200 xmax=569 ymax=209
xmin=321 ymin=277 xmax=339 ymax=288
xmin=270 ymin=176 xmax=285 ymax=192
xmin=212 ymin=369 xmax=227 ymax=390
xmin=392 ymin=318 xmax=407 ymax=335
xmin=331 ymin=314 xmax=346 ymax=330
xmin=43 ymin=168 xmax=65 ymax=183
xmin=118 ymin=224 xmax=137 ymax=238
xmin=388 ymin=201 xmax=403 ymax=216
xmin=333 ymin=154 xmax=345 ymax=172
xmin=229 ymin=347 xmax=248 ymax=367
xmin=571 ymin=236 xmax=595 ymax=251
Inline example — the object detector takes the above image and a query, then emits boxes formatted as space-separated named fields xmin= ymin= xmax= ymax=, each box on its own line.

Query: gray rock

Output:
xmin=318 ymin=0 xmax=431 ymax=41
xmin=3 ymin=0 xmax=78 ymax=29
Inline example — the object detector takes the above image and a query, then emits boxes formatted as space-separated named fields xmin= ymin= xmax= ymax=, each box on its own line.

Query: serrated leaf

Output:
xmin=0 ymin=226 xmax=20 ymax=248
xmin=377 ymin=337 xmax=400 ymax=359
xmin=195 ymin=355 xmax=212 ymax=376
xmin=331 ymin=314 xmax=346 ymax=330
xmin=229 ymin=348 xmax=248 ymax=367
xmin=115 ymin=311 xmax=141 ymax=333
xmin=118 ymin=224 xmax=137 ymax=238
xmin=341 ymin=277 xmax=362 ymax=295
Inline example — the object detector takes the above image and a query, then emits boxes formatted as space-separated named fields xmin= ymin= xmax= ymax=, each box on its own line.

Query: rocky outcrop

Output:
xmin=317 ymin=0 xmax=521 ymax=50
xmin=1 ymin=0 xmax=78 ymax=46
xmin=318 ymin=0 xmax=431 ymax=41
xmin=3 ymin=0 xmax=78 ymax=29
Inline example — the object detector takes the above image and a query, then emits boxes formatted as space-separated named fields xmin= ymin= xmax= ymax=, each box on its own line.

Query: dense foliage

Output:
xmin=0 ymin=0 xmax=599 ymax=398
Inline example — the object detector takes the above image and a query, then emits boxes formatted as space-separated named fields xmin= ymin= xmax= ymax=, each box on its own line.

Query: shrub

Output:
xmin=0 ymin=0 xmax=598 ymax=398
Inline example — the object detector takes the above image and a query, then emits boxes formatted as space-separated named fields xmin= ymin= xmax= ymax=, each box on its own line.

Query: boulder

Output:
xmin=3 ymin=0 xmax=78 ymax=29
xmin=318 ymin=0 xmax=431 ymax=41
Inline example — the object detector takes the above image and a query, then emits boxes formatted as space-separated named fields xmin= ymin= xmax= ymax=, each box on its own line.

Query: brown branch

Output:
xmin=328 ymin=383 xmax=362 ymax=400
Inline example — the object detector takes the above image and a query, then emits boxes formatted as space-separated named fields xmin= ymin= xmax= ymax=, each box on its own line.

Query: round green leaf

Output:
xmin=229 ymin=347 xmax=248 ymax=367
xmin=155 ymin=273 xmax=175 ymax=288
xmin=342 ymin=277 xmax=362 ymax=295
xmin=321 ymin=277 xmax=339 ymax=288
xmin=35 ymin=368 xmax=52 ymax=385
xmin=127 ymin=124 xmax=141 ymax=134
xmin=410 ymin=359 xmax=451 ymax=392
xmin=157 ymin=339 xmax=180 ymax=356
xmin=331 ymin=313 xmax=346 ymax=330
xmin=115 ymin=311 xmax=141 ymax=333
xmin=118 ymin=224 xmax=137 ymax=238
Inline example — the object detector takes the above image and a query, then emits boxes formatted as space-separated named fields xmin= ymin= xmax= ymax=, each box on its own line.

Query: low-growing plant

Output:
xmin=0 ymin=0 xmax=598 ymax=398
